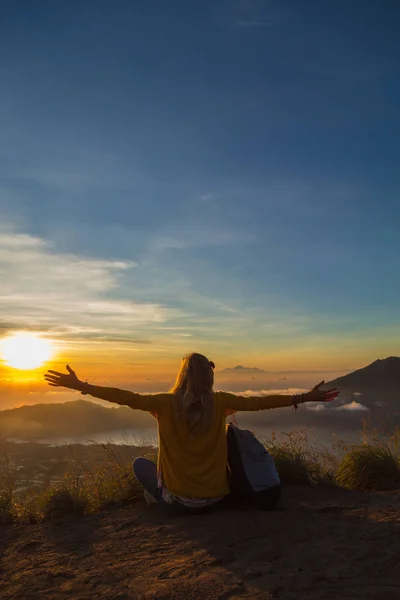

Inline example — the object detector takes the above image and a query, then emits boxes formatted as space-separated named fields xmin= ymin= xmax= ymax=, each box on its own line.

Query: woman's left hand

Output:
xmin=304 ymin=381 xmax=339 ymax=403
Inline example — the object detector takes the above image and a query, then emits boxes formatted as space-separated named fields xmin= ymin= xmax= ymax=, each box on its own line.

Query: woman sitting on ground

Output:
xmin=45 ymin=353 xmax=338 ymax=513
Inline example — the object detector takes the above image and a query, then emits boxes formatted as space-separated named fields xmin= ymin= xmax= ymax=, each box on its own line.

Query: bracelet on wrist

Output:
xmin=292 ymin=393 xmax=305 ymax=410
xmin=80 ymin=381 xmax=90 ymax=395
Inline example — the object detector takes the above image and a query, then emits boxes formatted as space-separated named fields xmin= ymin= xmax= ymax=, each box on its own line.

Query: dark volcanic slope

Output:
xmin=327 ymin=357 xmax=400 ymax=393
xmin=327 ymin=357 xmax=400 ymax=413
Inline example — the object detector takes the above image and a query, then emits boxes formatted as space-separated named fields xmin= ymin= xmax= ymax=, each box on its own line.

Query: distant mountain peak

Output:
xmin=219 ymin=365 xmax=267 ymax=374
xmin=372 ymin=356 xmax=399 ymax=363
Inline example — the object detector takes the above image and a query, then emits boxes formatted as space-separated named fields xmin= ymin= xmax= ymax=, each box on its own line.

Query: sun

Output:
xmin=0 ymin=333 xmax=54 ymax=370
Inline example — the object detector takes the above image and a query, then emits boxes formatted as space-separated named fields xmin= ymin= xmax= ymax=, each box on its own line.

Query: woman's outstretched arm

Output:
xmin=218 ymin=381 xmax=339 ymax=414
xmin=44 ymin=365 xmax=165 ymax=412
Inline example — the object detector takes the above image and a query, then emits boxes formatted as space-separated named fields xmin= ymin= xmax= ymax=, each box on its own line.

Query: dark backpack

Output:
xmin=227 ymin=423 xmax=281 ymax=510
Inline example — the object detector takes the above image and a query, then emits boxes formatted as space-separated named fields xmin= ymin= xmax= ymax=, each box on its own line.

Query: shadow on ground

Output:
xmin=1 ymin=486 xmax=400 ymax=600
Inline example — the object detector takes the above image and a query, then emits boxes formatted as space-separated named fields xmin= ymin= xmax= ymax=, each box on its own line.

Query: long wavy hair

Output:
xmin=170 ymin=353 xmax=215 ymax=435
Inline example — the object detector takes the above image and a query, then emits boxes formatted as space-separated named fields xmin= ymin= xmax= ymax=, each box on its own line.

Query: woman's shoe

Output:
xmin=143 ymin=489 xmax=157 ymax=506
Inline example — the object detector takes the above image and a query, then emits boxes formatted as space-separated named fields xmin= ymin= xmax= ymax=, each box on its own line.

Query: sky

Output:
xmin=0 ymin=0 xmax=399 ymax=405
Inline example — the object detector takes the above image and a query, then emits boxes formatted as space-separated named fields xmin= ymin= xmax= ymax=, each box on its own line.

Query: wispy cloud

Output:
xmin=149 ymin=226 xmax=255 ymax=253
xmin=336 ymin=401 xmax=369 ymax=412
xmin=219 ymin=364 xmax=350 ymax=375
xmin=306 ymin=403 xmax=327 ymax=412
xmin=230 ymin=388 xmax=307 ymax=396
xmin=236 ymin=20 xmax=272 ymax=28
xmin=0 ymin=228 xmax=169 ymax=338
xmin=199 ymin=192 xmax=215 ymax=202
xmin=231 ymin=0 xmax=286 ymax=30
xmin=307 ymin=401 xmax=370 ymax=413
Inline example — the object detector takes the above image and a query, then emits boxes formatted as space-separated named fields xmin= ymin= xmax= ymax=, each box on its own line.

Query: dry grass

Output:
xmin=335 ymin=444 xmax=400 ymax=491
xmin=265 ymin=427 xmax=400 ymax=492
xmin=1 ymin=442 xmax=158 ymax=524
xmin=264 ymin=430 xmax=336 ymax=486
xmin=335 ymin=428 xmax=400 ymax=491
xmin=0 ymin=453 xmax=15 ymax=520
xmin=2 ymin=428 xmax=400 ymax=524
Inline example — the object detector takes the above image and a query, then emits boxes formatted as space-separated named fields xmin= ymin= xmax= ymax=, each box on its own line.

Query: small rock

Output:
xmin=242 ymin=567 xmax=263 ymax=580
xmin=18 ymin=540 xmax=41 ymax=554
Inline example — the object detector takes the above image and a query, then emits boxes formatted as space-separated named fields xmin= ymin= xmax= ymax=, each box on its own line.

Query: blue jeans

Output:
xmin=133 ymin=458 xmax=163 ymax=504
xmin=132 ymin=457 xmax=232 ymax=515
xmin=132 ymin=457 xmax=187 ymax=514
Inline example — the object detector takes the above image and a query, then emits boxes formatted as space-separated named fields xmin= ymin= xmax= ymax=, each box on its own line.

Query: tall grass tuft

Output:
xmin=265 ymin=431 xmax=331 ymax=486
xmin=336 ymin=435 xmax=400 ymax=492
xmin=1 ymin=441 xmax=154 ymax=523
xmin=0 ymin=453 xmax=15 ymax=523
xmin=59 ymin=442 xmax=144 ymax=514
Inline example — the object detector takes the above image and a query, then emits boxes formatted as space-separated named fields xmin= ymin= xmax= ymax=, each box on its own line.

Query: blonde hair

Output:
xmin=170 ymin=353 xmax=215 ymax=435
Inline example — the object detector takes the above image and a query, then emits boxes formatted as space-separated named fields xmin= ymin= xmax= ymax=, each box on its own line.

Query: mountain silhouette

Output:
xmin=0 ymin=400 xmax=154 ymax=440
xmin=1 ymin=358 xmax=399 ymax=441
xmin=327 ymin=356 xmax=400 ymax=413
xmin=219 ymin=365 xmax=267 ymax=373
xmin=327 ymin=356 xmax=399 ymax=393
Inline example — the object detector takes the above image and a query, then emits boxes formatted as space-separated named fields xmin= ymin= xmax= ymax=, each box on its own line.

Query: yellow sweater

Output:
xmin=85 ymin=387 xmax=293 ymax=498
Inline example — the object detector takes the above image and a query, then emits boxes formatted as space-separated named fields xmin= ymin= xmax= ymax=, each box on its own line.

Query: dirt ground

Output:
xmin=1 ymin=486 xmax=400 ymax=600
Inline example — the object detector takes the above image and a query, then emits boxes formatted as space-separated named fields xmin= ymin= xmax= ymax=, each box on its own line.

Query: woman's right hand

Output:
xmin=44 ymin=365 xmax=83 ymax=391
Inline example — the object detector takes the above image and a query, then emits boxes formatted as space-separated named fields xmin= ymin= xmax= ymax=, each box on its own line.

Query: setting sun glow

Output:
xmin=0 ymin=333 xmax=54 ymax=370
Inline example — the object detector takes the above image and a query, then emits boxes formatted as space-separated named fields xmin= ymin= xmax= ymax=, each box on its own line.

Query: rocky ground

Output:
xmin=1 ymin=486 xmax=400 ymax=600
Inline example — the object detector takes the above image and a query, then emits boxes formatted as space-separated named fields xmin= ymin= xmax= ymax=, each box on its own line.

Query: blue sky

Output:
xmin=0 ymin=0 xmax=399 ymax=382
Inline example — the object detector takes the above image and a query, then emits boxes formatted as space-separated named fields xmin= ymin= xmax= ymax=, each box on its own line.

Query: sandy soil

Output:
xmin=1 ymin=486 xmax=400 ymax=600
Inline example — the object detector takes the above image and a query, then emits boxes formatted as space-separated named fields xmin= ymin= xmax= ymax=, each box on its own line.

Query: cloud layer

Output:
xmin=0 ymin=229 xmax=168 ymax=341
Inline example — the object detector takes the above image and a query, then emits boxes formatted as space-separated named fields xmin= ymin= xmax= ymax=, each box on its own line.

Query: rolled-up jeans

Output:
xmin=132 ymin=457 xmax=232 ymax=515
